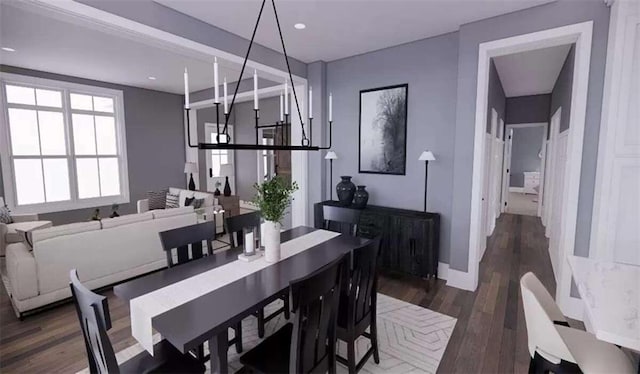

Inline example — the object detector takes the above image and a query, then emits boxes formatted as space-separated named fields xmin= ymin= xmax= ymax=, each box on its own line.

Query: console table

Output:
xmin=313 ymin=201 xmax=440 ymax=280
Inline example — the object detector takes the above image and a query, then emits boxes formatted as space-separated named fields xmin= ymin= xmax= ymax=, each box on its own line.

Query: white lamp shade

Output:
xmin=325 ymin=151 xmax=338 ymax=160
xmin=220 ymin=163 xmax=234 ymax=176
xmin=419 ymin=151 xmax=435 ymax=161
xmin=184 ymin=162 xmax=198 ymax=174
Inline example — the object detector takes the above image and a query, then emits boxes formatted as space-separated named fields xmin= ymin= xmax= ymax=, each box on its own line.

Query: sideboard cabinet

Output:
xmin=313 ymin=201 xmax=440 ymax=280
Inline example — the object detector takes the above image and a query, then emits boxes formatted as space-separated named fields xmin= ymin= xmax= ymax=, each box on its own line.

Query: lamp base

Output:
xmin=188 ymin=173 xmax=196 ymax=191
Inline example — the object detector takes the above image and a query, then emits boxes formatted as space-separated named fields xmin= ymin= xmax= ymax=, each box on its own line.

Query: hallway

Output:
xmin=379 ymin=213 xmax=564 ymax=373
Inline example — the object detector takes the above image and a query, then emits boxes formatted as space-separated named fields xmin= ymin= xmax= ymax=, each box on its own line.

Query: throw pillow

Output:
xmin=0 ymin=206 xmax=13 ymax=224
xmin=166 ymin=193 xmax=180 ymax=209
xmin=184 ymin=196 xmax=195 ymax=207
xmin=192 ymin=198 xmax=205 ymax=209
xmin=147 ymin=189 xmax=168 ymax=210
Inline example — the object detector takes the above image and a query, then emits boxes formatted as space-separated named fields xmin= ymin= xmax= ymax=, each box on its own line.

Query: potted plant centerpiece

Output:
xmin=253 ymin=176 xmax=298 ymax=262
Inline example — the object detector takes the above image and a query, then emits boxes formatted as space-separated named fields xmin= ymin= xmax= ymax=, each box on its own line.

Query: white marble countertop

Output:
xmin=568 ymin=256 xmax=640 ymax=352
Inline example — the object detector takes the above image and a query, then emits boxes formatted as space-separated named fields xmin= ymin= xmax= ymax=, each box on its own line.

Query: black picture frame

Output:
xmin=358 ymin=83 xmax=408 ymax=175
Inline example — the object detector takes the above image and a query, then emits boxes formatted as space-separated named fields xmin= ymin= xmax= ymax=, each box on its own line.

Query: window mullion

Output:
xmin=92 ymin=114 xmax=102 ymax=197
xmin=64 ymin=87 xmax=79 ymax=203
xmin=34 ymin=110 xmax=48 ymax=203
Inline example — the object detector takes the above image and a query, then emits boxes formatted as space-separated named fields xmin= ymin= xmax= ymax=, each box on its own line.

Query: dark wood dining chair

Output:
xmin=224 ymin=210 xmax=290 ymax=338
xmin=239 ymin=253 xmax=347 ymax=374
xmin=323 ymin=205 xmax=361 ymax=236
xmin=69 ymin=269 xmax=205 ymax=374
xmin=159 ymin=222 xmax=216 ymax=267
xmin=337 ymin=237 xmax=382 ymax=373
xmin=159 ymin=223 xmax=244 ymax=355
xmin=224 ymin=210 xmax=262 ymax=247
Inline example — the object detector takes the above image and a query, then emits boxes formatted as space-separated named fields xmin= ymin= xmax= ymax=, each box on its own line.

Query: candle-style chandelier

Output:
xmin=184 ymin=0 xmax=333 ymax=151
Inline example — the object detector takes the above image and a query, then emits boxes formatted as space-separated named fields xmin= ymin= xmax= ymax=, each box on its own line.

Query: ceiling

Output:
xmin=156 ymin=0 xmax=556 ymax=63
xmin=0 ymin=3 xmax=252 ymax=94
xmin=493 ymin=44 xmax=572 ymax=97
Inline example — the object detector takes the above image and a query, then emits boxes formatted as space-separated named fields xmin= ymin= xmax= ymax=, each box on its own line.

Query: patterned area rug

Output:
xmin=80 ymin=294 xmax=456 ymax=374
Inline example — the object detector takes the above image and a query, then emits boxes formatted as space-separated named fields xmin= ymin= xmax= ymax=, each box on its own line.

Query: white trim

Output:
xmin=509 ymin=187 xmax=525 ymax=193
xmin=467 ymin=21 xmax=593 ymax=316
xmin=564 ymin=295 xmax=585 ymax=321
xmin=446 ymin=267 xmax=476 ymax=291
xmin=437 ymin=262 xmax=449 ymax=281
xmin=0 ymin=72 xmax=130 ymax=214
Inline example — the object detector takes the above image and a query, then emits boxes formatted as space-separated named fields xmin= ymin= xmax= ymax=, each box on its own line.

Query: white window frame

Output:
xmin=0 ymin=73 xmax=130 ymax=214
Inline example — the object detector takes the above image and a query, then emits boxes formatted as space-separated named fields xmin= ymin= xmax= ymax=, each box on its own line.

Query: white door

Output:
xmin=590 ymin=0 xmax=640 ymax=265
xmin=487 ymin=109 xmax=499 ymax=235
xmin=205 ymin=123 xmax=235 ymax=194
xmin=549 ymin=131 xmax=569 ymax=280
xmin=479 ymin=132 xmax=492 ymax=260
xmin=495 ymin=118 xmax=505 ymax=219
xmin=501 ymin=128 xmax=513 ymax=213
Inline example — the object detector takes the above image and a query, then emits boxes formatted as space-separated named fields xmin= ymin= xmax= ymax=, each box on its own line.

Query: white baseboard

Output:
xmin=509 ymin=187 xmax=525 ymax=193
xmin=446 ymin=267 xmax=477 ymax=291
xmin=437 ymin=262 xmax=449 ymax=280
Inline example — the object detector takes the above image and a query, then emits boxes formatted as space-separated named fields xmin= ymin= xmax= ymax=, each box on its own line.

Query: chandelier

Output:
xmin=184 ymin=0 xmax=333 ymax=151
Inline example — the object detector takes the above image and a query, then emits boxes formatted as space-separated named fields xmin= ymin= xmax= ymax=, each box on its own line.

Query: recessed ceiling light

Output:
xmin=2 ymin=47 xmax=16 ymax=52
xmin=294 ymin=23 xmax=306 ymax=30
xmin=148 ymin=76 xmax=157 ymax=80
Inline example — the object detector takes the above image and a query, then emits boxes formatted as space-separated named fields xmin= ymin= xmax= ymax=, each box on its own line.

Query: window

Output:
xmin=0 ymin=73 xmax=129 ymax=213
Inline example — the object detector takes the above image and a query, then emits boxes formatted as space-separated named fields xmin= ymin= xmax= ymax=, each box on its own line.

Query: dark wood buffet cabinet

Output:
xmin=313 ymin=201 xmax=440 ymax=280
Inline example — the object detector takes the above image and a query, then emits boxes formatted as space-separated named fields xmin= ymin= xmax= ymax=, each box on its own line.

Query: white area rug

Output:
xmin=80 ymin=294 xmax=456 ymax=374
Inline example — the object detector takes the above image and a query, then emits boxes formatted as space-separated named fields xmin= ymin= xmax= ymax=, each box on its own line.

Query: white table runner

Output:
xmin=130 ymin=229 xmax=341 ymax=354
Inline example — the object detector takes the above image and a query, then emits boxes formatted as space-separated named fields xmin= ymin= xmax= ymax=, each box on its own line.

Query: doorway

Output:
xmin=205 ymin=123 xmax=235 ymax=194
xmin=466 ymin=21 xmax=593 ymax=320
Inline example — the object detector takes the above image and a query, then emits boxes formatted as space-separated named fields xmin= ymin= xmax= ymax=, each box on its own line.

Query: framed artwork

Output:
xmin=358 ymin=84 xmax=408 ymax=175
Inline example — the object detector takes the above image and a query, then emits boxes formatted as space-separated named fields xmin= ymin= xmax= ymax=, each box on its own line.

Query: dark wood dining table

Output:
xmin=114 ymin=226 xmax=367 ymax=374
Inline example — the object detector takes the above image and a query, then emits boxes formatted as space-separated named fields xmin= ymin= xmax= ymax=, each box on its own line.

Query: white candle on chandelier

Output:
xmin=329 ymin=93 xmax=333 ymax=122
xmin=284 ymin=81 xmax=289 ymax=115
xmin=214 ymin=57 xmax=219 ymax=103
xmin=309 ymin=86 xmax=313 ymax=119
xmin=223 ymin=78 xmax=228 ymax=114
xmin=253 ymin=70 xmax=259 ymax=110
xmin=184 ymin=68 xmax=190 ymax=109
xmin=279 ymin=92 xmax=284 ymax=121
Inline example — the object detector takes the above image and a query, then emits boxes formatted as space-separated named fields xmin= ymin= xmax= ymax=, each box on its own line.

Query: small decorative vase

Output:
xmin=336 ymin=176 xmax=356 ymax=206
xmin=224 ymin=177 xmax=232 ymax=196
xmin=214 ymin=188 xmax=221 ymax=196
xmin=263 ymin=220 xmax=281 ymax=263
xmin=353 ymin=185 xmax=369 ymax=208
xmin=188 ymin=174 xmax=196 ymax=191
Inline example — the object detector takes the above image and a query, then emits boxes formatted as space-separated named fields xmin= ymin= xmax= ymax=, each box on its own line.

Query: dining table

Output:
xmin=114 ymin=226 xmax=368 ymax=374
xmin=568 ymin=255 xmax=640 ymax=352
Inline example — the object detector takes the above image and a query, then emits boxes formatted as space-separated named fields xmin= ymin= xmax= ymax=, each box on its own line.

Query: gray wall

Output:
xmin=0 ymin=65 xmax=186 ymax=225
xmin=551 ymin=45 xmax=576 ymax=133
xmin=510 ymin=126 xmax=545 ymax=187
xmin=449 ymin=0 xmax=609 ymax=272
xmin=77 ymin=0 xmax=306 ymax=78
xmin=487 ymin=59 xmax=506 ymax=134
xmin=505 ymin=94 xmax=551 ymax=125
xmin=326 ymin=32 xmax=459 ymax=264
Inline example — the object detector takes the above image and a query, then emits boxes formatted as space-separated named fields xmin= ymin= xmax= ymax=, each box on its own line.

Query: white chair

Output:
xmin=520 ymin=272 xmax=635 ymax=374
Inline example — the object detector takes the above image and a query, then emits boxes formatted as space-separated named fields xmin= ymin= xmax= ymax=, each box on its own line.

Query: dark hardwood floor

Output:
xmin=0 ymin=214 xmax=562 ymax=373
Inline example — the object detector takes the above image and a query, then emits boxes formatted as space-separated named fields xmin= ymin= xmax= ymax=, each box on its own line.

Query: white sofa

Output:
xmin=137 ymin=188 xmax=216 ymax=216
xmin=1 ymin=206 xmax=197 ymax=318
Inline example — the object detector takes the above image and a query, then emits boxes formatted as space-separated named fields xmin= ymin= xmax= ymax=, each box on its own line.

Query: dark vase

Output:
xmin=353 ymin=185 xmax=369 ymax=208
xmin=224 ymin=176 xmax=232 ymax=196
xmin=336 ymin=176 xmax=356 ymax=206
xmin=214 ymin=188 xmax=221 ymax=196
xmin=188 ymin=174 xmax=196 ymax=191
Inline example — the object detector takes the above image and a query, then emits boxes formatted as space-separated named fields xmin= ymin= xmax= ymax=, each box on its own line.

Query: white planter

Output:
xmin=262 ymin=220 xmax=281 ymax=263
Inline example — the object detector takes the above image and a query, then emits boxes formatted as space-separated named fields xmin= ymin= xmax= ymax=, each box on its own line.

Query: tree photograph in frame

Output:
xmin=358 ymin=84 xmax=408 ymax=175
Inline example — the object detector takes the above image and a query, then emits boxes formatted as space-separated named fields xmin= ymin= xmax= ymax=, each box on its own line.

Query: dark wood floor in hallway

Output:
xmin=0 ymin=214 xmax=560 ymax=373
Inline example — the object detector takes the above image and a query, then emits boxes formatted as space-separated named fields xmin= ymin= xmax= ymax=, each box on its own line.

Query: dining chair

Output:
xmin=159 ymin=222 xmax=216 ymax=267
xmin=239 ymin=253 xmax=347 ymax=374
xmin=159 ymin=223 xmax=244 ymax=355
xmin=225 ymin=211 xmax=290 ymax=339
xmin=224 ymin=210 xmax=262 ymax=247
xmin=323 ymin=205 xmax=361 ymax=236
xmin=336 ymin=237 xmax=381 ymax=373
xmin=520 ymin=272 xmax=634 ymax=374
xmin=69 ymin=269 xmax=205 ymax=374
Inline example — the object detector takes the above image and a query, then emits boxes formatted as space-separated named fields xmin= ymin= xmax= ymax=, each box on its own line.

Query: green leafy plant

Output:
xmin=252 ymin=176 xmax=299 ymax=223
